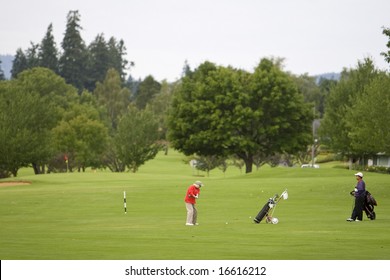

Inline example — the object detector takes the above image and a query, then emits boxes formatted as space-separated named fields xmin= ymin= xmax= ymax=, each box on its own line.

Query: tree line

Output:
xmin=0 ymin=13 xmax=389 ymax=177
xmin=0 ymin=67 xmax=167 ymax=177
xmin=10 ymin=11 xmax=129 ymax=93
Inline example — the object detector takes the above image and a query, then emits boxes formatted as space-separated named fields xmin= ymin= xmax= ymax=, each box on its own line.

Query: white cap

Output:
xmin=354 ymin=172 xmax=363 ymax=178
xmin=194 ymin=181 xmax=203 ymax=187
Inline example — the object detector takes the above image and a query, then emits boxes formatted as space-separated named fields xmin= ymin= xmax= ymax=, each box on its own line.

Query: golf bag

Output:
xmin=253 ymin=196 xmax=277 ymax=223
xmin=364 ymin=191 xmax=377 ymax=220
xmin=253 ymin=189 xmax=288 ymax=224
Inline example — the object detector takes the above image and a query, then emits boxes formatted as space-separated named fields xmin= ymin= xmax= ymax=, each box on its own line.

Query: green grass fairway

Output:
xmin=1 ymin=151 xmax=389 ymax=260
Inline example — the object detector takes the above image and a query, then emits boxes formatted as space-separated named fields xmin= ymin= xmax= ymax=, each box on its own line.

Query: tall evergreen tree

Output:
xmin=39 ymin=23 xmax=59 ymax=73
xmin=107 ymin=37 xmax=130 ymax=81
xmin=85 ymin=33 xmax=111 ymax=91
xmin=25 ymin=42 xmax=40 ymax=69
xmin=59 ymin=10 xmax=88 ymax=91
xmin=11 ymin=48 xmax=28 ymax=78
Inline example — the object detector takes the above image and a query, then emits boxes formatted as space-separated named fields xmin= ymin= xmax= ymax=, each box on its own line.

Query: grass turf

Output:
xmin=1 ymin=150 xmax=389 ymax=260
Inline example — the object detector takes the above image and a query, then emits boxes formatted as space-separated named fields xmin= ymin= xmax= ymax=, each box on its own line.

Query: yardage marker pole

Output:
xmin=124 ymin=191 xmax=127 ymax=214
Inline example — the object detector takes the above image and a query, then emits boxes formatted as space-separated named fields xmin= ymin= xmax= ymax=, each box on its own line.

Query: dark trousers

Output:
xmin=351 ymin=195 xmax=365 ymax=221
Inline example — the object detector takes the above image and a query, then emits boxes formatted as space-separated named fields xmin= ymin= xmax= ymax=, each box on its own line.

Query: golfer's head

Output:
xmin=354 ymin=172 xmax=363 ymax=179
xmin=194 ymin=181 xmax=203 ymax=188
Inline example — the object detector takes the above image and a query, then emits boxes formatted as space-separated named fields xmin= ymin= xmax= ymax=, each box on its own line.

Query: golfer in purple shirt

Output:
xmin=347 ymin=172 xmax=366 ymax=222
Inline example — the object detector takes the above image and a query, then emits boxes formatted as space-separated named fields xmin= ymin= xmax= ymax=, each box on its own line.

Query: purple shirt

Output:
xmin=355 ymin=180 xmax=366 ymax=197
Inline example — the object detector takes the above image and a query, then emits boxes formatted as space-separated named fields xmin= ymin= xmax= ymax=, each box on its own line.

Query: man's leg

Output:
xmin=355 ymin=196 xmax=365 ymax=221
xmin=192 ymin=205 xmax=198 ymax=224
xmin=185 ymin=203 xmax=194 ymax=225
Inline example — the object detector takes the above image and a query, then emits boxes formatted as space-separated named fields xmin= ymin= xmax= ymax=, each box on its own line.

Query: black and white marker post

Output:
xmin=123 ymin=191 xmax=127 ymax=214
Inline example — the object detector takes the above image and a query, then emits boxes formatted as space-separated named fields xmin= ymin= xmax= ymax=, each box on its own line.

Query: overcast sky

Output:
xmin=1 ymin=0 xmax=389 ymax=81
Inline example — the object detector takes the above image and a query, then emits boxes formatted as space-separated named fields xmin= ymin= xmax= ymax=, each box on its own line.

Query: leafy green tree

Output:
xmin=147 ymin=80 xmax=175 ymax=152
xmin=293 ymin=74 xmax=323 ymax=116
xmin=16 ymin=67 xmax=79 ymax=117
xmin=320 ymin=58 xmax=379 ymax=161
xmin=115 ymin=105 xmax=161 ymax=172
xmin=50 ymin=100 xmax=108 ymax=173
xmin=59 ymin=10 xmax=88 ymax=91
xmin=317 ymin=78 xmax=338 ymax=118
xmin=102 ymin=137 xmax=126 ymax=172
xmin=51 ymin=111 xmax=108 ymax=172
xmin=168 ymin=61 xmax=233 ymax=157
xmin=135 ymin=75 xmax=161 ymax=109
xmin=168 ymin=59 xmax=312 ymax=173
xmin=347 ymin=72 xmax=390 ymax=155
xmin=39 ymin=23 xmax=59 ymax=73
xmin=15 ymin=67 xmax=79 ymax=173
xmin=94 ymin=68 xmax=131 ymax=131
xmin=0 ymin=81 xmax=55 ymax=176
xmin=242 ymin=59 xmax=312 ymax=172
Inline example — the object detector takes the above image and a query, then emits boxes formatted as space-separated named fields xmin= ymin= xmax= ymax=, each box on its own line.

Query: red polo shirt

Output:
xmin=184 ymin=184 xmax=200 ymax=204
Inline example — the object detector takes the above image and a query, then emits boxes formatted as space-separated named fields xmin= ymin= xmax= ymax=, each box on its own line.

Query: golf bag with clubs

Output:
xmin=253 ymin=189 xmax=288 ymax=224
xmin=350 ymin=189 xmax=377 ymax=220
xmin=364 ymin=191 xmax=377 ymax=220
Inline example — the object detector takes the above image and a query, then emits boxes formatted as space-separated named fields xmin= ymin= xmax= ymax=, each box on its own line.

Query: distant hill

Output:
xmin=0 ymin=54 xmax=13 ymax=79
xmin=314 ymin=72 xmax=341 ymax=84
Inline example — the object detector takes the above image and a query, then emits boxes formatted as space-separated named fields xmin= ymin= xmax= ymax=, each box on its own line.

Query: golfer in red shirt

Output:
xmin=184 ymin=181 xmax=203 ymax=226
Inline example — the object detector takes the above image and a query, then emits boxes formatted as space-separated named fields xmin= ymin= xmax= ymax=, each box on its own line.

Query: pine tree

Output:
xmin=85 ymin=33 xmax=111 ymax=91
xmin=107 ymin=37 xmax=130 ymax=81
xmin=25 ymin=42 xmax=40 ymax=69
xmin=59 ymin=10 xmax=88 ymax=91
xmin=39 ymin=23 xmax=59 ymax=73
xmin=11 ymin=48 xmax=28 ymax=78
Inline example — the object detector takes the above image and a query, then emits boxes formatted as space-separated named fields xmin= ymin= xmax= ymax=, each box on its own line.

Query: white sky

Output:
xmin=1 ymin=0 xmax=389 ymax=82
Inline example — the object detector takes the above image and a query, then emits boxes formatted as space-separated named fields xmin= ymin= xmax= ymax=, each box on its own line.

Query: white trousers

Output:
xmin=185 ymin=203 xmax=197 ymax=224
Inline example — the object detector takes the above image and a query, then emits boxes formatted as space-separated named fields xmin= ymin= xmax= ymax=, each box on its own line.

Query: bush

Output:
xmin=366 ymin=166 xmax=390 ymax=174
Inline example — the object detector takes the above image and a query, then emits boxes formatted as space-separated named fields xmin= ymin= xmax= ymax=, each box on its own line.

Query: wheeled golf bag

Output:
xmin=364 ymin=191 xmax=377 ymax=220
xmin=253 ymin=196 xmax=276 ymax=223
xmin=254 ymin=189 xmax=288 ymax=224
